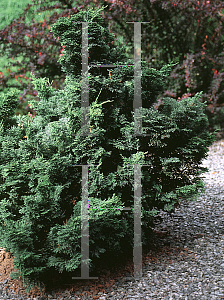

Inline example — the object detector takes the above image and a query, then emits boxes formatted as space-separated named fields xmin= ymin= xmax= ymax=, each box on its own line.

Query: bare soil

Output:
xmin=0 ymin=247 xmax=42 ymax=298
xmin=0 ymin=229 xmax=196 ymax=299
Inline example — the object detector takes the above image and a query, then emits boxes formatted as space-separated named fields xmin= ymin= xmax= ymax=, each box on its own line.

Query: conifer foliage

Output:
xmin=0 ymin=6 xmax=216 ymax=292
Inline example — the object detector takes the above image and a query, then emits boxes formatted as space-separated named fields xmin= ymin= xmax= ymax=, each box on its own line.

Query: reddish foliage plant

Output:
xmin=0 ymin=0 xmax=96 ymax=118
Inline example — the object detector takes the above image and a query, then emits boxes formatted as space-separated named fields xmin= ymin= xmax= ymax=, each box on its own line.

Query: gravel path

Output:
xmin=0 ymin=138 xmax=223 ymax=299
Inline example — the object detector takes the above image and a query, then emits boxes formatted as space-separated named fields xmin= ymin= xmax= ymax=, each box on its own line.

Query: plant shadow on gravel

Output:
xmin=0 ymin=213 xmax=207 ymax=300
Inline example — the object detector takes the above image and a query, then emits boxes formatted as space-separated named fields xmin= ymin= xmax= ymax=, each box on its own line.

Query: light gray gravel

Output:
xmin=92 ymin=138 xmax=224 ymax=300
xmin=0 ymin=138 xmax=224 ymax=299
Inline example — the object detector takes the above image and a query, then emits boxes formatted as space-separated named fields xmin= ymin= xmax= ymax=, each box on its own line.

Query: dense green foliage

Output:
xmin=0 ymin=6 xmax=216 ymax=293
xmin=86 ymin=0 xmax=224 ymax=135
xmin=0 ymin=0 xmax=223 ymax=135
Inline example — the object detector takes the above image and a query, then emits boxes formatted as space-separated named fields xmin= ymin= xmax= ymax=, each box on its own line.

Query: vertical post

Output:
xmin=126 ymin=163 xmax=151 ymax=279
xmin=81 ymin=22 xmax=90 ymax=137
xmin=133 ymin=163 xmax=142 ymax=278
xmin=126 ymin=21 xmax=151 ymax=279
xmin=72 ymin=164 xmax=98 ymax=280
xmin=134 ymin=22 xmax=142 ymax=136
xmin=72 ymin=21 xmax=99 ymax=280
xmin=80 ymin=164 xmax=89 ymax=278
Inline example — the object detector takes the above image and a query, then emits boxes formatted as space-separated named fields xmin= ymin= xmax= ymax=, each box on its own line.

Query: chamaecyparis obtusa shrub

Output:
xmin=0 ymin=6 xmax=216 ymax=293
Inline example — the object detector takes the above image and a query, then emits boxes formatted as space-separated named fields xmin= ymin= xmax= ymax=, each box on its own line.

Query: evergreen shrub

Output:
xmin=0 ymin=6 xmax=216 ymax=293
